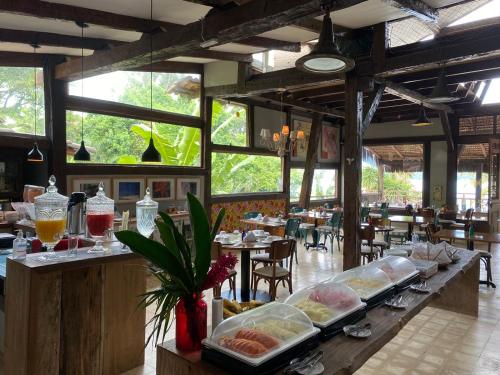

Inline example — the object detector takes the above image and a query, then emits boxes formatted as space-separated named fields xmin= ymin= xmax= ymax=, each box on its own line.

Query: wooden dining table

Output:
xmin=240 ymin=218 xmax=286 ymax=236
xmin=433 ymin=229 xmax=500 ymax=251
xmin=389 ymin=215 xmax=425 ymax=239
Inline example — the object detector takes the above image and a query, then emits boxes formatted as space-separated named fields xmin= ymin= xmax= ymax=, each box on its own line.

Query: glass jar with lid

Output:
xmin=34 ymin=175 xmax=69 ymax=260
xmin=86 ymin=182 xmax=114 ymax=253
xmin=136 ymin=187 xmax=158 ymax=238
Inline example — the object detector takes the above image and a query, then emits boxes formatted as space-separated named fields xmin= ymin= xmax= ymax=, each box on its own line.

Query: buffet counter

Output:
xmin=4 ymin=247 xmax=147 ymax=375
xmin=156 ymin=249 xmax=480 ymax=374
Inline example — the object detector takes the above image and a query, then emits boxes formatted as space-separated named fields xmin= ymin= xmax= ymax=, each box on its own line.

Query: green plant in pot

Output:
xmin=115 ymin=193 xmax=236 ymax=351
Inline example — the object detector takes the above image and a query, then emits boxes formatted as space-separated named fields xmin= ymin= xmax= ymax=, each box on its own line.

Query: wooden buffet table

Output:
xmin=5 ymin=247 xmax=147 ymax=375
xmin=156 ymin=249 xmax=480 ymax=375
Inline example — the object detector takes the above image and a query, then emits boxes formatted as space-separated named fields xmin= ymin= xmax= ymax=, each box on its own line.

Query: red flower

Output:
xmin=201 ymin=253 xmax=238 ymax=291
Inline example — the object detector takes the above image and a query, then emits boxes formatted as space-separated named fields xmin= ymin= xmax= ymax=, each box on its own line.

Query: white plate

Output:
xmin=0 ymin=249 xmax=12 ymax=255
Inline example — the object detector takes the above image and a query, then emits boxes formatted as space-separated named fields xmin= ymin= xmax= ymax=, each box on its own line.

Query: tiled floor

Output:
xmin=122 ymin=236 xmax=500 ymax=375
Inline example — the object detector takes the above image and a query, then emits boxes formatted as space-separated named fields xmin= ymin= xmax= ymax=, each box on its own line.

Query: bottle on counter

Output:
xmin=13 ymin=230 xmax=27 ymax=260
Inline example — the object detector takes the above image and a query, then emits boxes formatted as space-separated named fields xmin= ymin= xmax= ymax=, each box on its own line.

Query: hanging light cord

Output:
xmin=80 ymin=25 xmax=84 ymax=142
xmin=150 ymin=0 xmax=154 ymax=138
xmin=33 ymin=45 xmax=37 ymax=138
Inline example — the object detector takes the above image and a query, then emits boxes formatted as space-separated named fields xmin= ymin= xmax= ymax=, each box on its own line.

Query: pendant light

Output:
xmin=27 ymin=43 xmax=44 ymax=163
xmin=141 ymin=0 xmax=161 ymax=163
xmin=295 ymin=6 xmax=354 ymax=74
xmin=412 ymin=103 xmax=432 ymax=127
xmin=73 ymin=22 xmax=91 ymax=161
xmin=427 ymin=68 xmax=459 ymax=103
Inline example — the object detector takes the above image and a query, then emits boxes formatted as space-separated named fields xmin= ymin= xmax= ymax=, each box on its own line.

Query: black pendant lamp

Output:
xmin=141 ymin=0 xmax=161 ymax=163
xmin=295 ymin=7 xmax=355 ymax=74
xmin=27 ymin=43 xmax=44 ymax=163
xmin=73 ymin=22 xmax=91 ymax=161
xmin=427 ymin=68 xmax=459 ymax=104
xmin=412 ymin=104 xmax=432 ymax=127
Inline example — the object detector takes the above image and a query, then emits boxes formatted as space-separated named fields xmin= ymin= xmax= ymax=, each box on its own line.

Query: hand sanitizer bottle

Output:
xmin=13 ymin=230 xmax=27 ymax=260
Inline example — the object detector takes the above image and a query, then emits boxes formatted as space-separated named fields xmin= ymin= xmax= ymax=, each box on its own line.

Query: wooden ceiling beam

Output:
xmin=383 ymin=0 xmax=438 ymax=23
xmin=0 ymin=28 xmax=121 ymax=51
xmin=0 ymin=51 xmax=45 ymax=66
xmin=257 ymin=93 xmax=345 ymax=118
xmin=439 ymin=111 xmax=455 ymax=152
xmin=183 ymin=50 xmax=253 ymax=62
xmin=362 ymin=82 xmax=385 ymax=132
xmin=54 ymin=0 xmax=368 ymax=81
xmin=237 ymin=36 xmax=301 ymax=52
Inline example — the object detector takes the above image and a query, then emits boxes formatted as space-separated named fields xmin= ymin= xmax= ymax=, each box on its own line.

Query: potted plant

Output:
xmin=115 ymin=193 xmax=237 ymax=351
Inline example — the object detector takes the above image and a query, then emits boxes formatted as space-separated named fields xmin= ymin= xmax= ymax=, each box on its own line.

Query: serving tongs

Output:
xmin=343 ymin=323 xmax=372 ymax=338
xmin=410 ymin=280 xmax=431 ymax=293
xmin=283 ymin=350 xmax=323 ymax=374
xmin=384 ymin=294 xmax=413 ymax=309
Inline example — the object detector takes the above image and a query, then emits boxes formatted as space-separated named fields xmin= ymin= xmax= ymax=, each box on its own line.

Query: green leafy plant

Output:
xmin=115 ymin=193 xmax=227 ymax=345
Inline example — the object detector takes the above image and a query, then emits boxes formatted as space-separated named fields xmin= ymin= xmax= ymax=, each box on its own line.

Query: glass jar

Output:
xmin=34 ymin=175 xmax=69 ymax=260
xmin=86 ymin=182 xmax=114 ymax=253
xmin=175 ymin=294 xmax=207 ymax=352
xmin=136 ymin=187 xmax=158 ymax=238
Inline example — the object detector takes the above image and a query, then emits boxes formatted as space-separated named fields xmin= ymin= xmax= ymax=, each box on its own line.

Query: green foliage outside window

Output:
xmin=0 ymin=67 xmax=45 ymax=135
xmin=211 ymin=100 xmax=247 ymax=147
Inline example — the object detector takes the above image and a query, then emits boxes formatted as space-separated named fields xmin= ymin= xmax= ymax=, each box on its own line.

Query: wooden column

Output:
xmin=283 ymin=108 xmax=292 ymax=212
xmin=298 ymin=113 xmax=323 ymax=209
xmin=446 ymin=114 xmax=459 ymax=209
xmin=203 ymin=96 xmax=213 ymax=215
xmin=423 ymin=141 xmax=431 ymax=207
xmin=343 ymin=72 xmax=363 ymax=270
xmin=475 ymin=167 xmax=482 ymax=211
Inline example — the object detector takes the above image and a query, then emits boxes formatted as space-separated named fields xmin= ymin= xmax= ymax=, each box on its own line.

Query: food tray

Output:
xmin=368 ymin=256 xmax=420 ymax=292
xmin=318 ymin=307 xmax=366 ymax=340
xmin=284 ymin=281 xmax=366 ymax=329
xmin=330 ymin=266 xmax=394 ymax=302
xmin=202 ymin=302 xmax=320 ymax=367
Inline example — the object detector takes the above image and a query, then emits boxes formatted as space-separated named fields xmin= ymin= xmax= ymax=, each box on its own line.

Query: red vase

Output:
xmin=175 ymin=294 xmax=207 ymax=352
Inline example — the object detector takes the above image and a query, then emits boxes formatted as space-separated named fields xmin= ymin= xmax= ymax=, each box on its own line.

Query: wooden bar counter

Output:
xmin=157 ymin=249 xmax=480 ymax=375
xmin=4 ymin=246 xmax=147 ymax=375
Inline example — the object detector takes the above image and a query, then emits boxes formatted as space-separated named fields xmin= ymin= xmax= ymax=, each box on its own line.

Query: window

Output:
xmin=290 ymin=168 xmax=305 ymax=202
xmin=211 ymin=100 xmax=247 ymax=147
xmin=311 ymin=169 xmax=337 ymax=201
xmin=211 ymin=153 xmax=282 ymax=195
xmin=362 ymin=145 xmax=423 ymax=208
xmin=457 ymin=143 xmax=489 ymax=213
xmin=69 ymin=71 xmax=200 ymax=117
xmin=0 ymin=67 xmax=45 ymax=135
xmin=66 ymin=111 xmax=201 ymax=166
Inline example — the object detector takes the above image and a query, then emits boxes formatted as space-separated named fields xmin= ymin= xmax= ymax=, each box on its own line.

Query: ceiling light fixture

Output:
xmin=73 ymin=21 xmax=91 ymax=161
xmin=412 ymin=104 xmax=432 ymax=127
xmin=295 ymin=6 xmax=354 ymax=74
xmin=141 ymin=0 xmax=161 ymax=163
xmin=427 ymin=68 xmax=459 ymax=103
xmin=27 ymin=43 xmax=44 ymax=163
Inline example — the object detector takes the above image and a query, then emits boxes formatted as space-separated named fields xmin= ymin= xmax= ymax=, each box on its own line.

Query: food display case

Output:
xmin=284 ymin=281 xmax=366 ymax=339
xmin=330 ymin=266 xmax=394 ymax=309
xmin=202 ymin=302 xmax=320 ymax=375
xmin=368 ymin=256 xmax=420 ymax=292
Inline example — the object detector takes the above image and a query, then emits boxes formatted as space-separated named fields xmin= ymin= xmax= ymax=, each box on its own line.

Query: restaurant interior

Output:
xmin=1 ymin=0 xmax=500 ymax=374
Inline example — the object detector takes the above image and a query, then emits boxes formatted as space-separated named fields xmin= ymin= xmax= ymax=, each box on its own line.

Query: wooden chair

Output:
xmin=360 ymin=207 xmax=371 ymax=223
xmin=451 ymin=208 xmax=474 ymax=230
xmin=366 ymin=217 xmax=389 ymax=254
xmin=316 ymin=212 xmax=343 ymax=252
xmin=252 ymin=239 xmax=295 ymax=301
xmin=425 ymin=223 xmax=439 ymax=244
xmin=211 ymin=242 xmax=237 ymax=299
xmin=414 ymin=208 xmax=435 ymax=240
xmin=360 ymin=225 xmax=379 ymax=264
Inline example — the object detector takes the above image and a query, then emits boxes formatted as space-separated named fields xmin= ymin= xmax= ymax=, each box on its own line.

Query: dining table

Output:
xmin=240 ymin=217 xmax=286 ymax=236
xmin=288 ymin=211 xmax=332 ymax=226
xmin=389 ymin=215 xmax=425 ymax=239
xmin=220 ymin=234 xmax=279 ymax=302
xmin=433 ymin=229 xmax=500 ymax=251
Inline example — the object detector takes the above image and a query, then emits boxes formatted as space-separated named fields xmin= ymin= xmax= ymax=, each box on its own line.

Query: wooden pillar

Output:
xmin=475 ymin=166 xmax=482 ymax=211
xmin=298 ymin=113 xmax=323 ymax=209
xmin=446 ymin=115 xmax=459 ymax=210
xmin=203 ymin=96 xmax=213 ymax=215
xmin=343 ymin=72 xmax=363 ymax=270
xmin=283 ymin=109 xmax=292 ymax=212
xmin=423 ymin=141 xmax=431 ymax=207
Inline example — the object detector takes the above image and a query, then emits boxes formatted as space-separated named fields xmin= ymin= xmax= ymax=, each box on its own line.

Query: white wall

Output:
xmin=204 ymin=61 xmax=238 ymax=87
xmin=253 ymin=106 xmax=283 ymax=142
xmin=430 ymin=141 xmax=448 ymax=207
xmin=365 ymin=119 xmax=444 ymax=139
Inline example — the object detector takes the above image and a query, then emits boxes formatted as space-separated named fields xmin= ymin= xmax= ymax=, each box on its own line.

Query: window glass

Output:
xmin=69 ymin=71 xmax=200 ymax=117
xmin=66 ymin=111 xmax=201 ymax=166
xmin=290 ymin=168 xmax=305 ymax=202
xmin=311 ymin=169 xmax=337 ymax=200
xmin=0 ymin=67 xmax=45 ymax=135
xmin=457 ymin=143 xmax=489 ymax=213
xmin=211 ymin=100 xmax=247 ymax=147
xmin=211 ymin=153 xmax=282 ymax=194
xmin=362 ymin=145 xmax=423 ymax=208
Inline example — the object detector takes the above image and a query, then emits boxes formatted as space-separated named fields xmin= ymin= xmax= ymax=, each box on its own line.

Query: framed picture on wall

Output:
xmin=176 ymin=177 xmax=201 ymax=200
xmin=291 ymin=118 xmax=312 ymax=161
xmin=70 ymin=177 xmax=112 ymax=198
xmin=113 ymin=178 xmax=145 ymax=203
xmin=319 ymin=124 xmax=340 ymax=162
xmin=147 ymin=177 xmax=175 ymax=201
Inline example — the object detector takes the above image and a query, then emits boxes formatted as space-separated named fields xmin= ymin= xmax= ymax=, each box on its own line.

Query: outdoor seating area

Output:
xmin=1 ymin=0 xmax=500 ymax=374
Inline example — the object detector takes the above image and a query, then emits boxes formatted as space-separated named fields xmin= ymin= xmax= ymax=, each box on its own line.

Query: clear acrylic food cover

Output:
xmin=204 ymin=302 xmax=319 ymax=366
xmin=368 ymin=255 xmax=419 ymax=284
xmin=330 ymin=266 xmax=393 ymax=300
xmin=284 ymin=281 xmax=365 ymax=327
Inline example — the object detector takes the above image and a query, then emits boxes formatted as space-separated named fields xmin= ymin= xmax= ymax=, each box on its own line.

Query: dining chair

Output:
xmin=290 ymin=206 xmax=304 ymax=214
xmin=380 ymin=208 xmax=389 ymax=219
xmin=367 ymin=217 xmax=389 ymax=254
xmin=425 ymin=223 xmax=438 ymax=244
xmin=316 ymin=211 xmax=342 ymax=252
xmin=380 ymin=202 xmax=388 ymax=210
xmin=284 ymin=218 xmax=301 ymax=264
xmin=252 ymin=239 xmax=295 ymax=301
xmin=211 ymin=242 xmax=237 ymax=299
xmin=360 ymin=207 xmax=371 ymax=223
xmin=360 ymin=225 xmax=379 ymax=264
xmin=451 ymin=208 xmax=474 ymax=231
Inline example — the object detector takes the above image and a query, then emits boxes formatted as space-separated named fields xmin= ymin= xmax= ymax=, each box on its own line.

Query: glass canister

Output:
xmin=86 ymin=182 xmax=114 ymax=253
xmin=136 ymin=187 xmax=158 ymax=238
xmin=34 ymin=175 xmax=69 ymax=260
